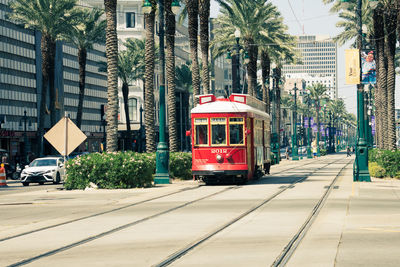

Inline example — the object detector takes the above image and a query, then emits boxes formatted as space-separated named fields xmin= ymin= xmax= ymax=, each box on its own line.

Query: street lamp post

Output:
xmin=270 ymin=64 xmax=280 ymax=164
xmin=143 ymin=0 xmax=180 ymax=184
xmin=19 ymin=110 xmax=31 ymax=164
xmin=305 ymin=90 xmax=313 ymax=158
xmin=227 ymin=29 xmax=249 ymax=94
xmin=341 ymin=0 xmax=375 ymax=182
xmin=139 ymin=105 xmax=144 ymax=153
xmin=290 ymin=83 xmax=299 ymax=160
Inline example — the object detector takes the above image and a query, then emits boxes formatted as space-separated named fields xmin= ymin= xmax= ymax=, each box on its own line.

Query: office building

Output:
xmin=0 ymin=0 xmax=107 ymax=160
xmin=282 ymin=35 xmax=338 ymax=100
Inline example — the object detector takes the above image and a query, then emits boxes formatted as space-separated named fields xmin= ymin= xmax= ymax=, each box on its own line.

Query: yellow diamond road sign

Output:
xmin=44 ymin=117 xmax=87 ymax=156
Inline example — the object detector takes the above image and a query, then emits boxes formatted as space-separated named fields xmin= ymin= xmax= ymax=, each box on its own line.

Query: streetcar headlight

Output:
xmin=216 ymin=154 xmax=223 ymax=162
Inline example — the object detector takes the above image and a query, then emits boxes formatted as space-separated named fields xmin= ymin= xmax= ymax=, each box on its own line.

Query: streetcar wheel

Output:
xmin=22 ymin=182 xmax=29 ymax=186
xmin=39 ymin=182 xmax=44 ymax=185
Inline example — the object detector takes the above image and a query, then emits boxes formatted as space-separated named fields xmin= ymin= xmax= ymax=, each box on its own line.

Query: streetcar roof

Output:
xmin=191 ymin=100 xmax=270 ymax=119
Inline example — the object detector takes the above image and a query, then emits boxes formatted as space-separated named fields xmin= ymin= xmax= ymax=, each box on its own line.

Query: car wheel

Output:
xmin=22 ymin=182 xmax=29 ymax=186
xmin=39 ymin=182 xmax=44 ymax=185
xmin=53 ymin=173 xmax=61 ymax=184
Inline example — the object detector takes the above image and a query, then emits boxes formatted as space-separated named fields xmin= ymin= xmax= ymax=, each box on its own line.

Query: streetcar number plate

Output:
xmin=211 ymin=149 xmax=227 ymax=154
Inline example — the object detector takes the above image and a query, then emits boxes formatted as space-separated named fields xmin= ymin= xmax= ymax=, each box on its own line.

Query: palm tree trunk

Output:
xmin=38 ymin=33 xmax=55 ymax=156
xmin=247 ymin=43 xmax=258 ymax=97
xmin=122 ymin=82 xmax=133 ymax=151
xmin=144 ymin=8 xmax=156 ymax=152
xmin=165 ymin=0 xmax=178 ymax=152
xmin=246 ymin=41 xmax=258 ymax=97
xmin=199 ymin=0 xmax=210 ymax=95
xmin=104 ymin=0 xmax=119 ymax=152
xmin=374 ymin=7 xmax=385 ymax=149
xmin=76 ymin=47 xmax=87 ymax=129
xmin=384 ymin=8 xmax=397 ymax=150
xmin=261 ymin=50 xmax=270 ymax=113
xmin=187 ymin=0 xmax=200 ymax=106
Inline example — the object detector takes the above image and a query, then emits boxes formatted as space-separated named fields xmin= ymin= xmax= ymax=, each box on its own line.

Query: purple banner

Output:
xmin=371 ymin=116 xmax=375 ymax=136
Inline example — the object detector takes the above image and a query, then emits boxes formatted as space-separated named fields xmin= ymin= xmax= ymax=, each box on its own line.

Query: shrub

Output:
xmin=368 ymin=162 xmax=386 ymax=178
xmin=320 ymin=149 xmax=327 ymax=156
xmin=169 ymin=152 xmax=192 ymax=180
xmin=64 ymin=152 xmax=155 ymax=190
xmin=368 ymin=149 xmax=400 ymax=178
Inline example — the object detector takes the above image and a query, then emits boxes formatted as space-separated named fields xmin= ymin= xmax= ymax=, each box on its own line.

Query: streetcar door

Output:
xmin=246 ymin=118 xmax=254 ymax=179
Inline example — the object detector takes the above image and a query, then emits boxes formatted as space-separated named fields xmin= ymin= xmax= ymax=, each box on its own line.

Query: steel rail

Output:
xmin=153 ymin=158 xmax=345 ymax=267
xmin=6 ymin=158 xmax=331 ymax=267
xmin=1 ymin=157 xmax=319 ymax=243
xmin=271 ymin=159 xmax=352 ymax=267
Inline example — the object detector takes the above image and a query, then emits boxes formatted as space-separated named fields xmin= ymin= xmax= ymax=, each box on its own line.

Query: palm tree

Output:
xmin=104 ymin=0 xmax=119 ymax=152
xmin=144 ymin=0 xmax=157 ymax=152
xmin=308 ymin=83 xmax=329 ymax=152
xmin=325 ymin=0 xmax=399 ymax=150
xmin=63 ymin=8 xmax=106 ymax=129
xmin=199 ymin=0 xmax=210 ymax=94
xmin=383 ymin=1 xmax=397 ymax=150
xmin=117 ymin=40 xmax=145 ymax=151
xmin=165 ymin=0 xmax=178 ymax=152
xmin=177 ymin=1 xmax=201 ymax=105
xmin=213 ymin=0 xmax=269 ymax=96
xmin=9 ymin=0 xmax=77 ymax=155
xmin=373 ymin=5 xmax=386 ymax=149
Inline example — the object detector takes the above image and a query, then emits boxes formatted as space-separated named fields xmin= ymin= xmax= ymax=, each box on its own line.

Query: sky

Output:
xmin=210 ymin=0 xmax=400 ymax=114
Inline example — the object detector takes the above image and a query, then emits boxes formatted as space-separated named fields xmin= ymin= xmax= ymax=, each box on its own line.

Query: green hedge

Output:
xmin=368 ymin=149 xmax=400 ymax=178
xmin=368 ymin=162 xmax=386 ymax=178
xmin=169 ymin=152 xmax=192 ymax=180
xmin=320 ymin=149 xmax=327 ymax=156
xmin=64 ymin=151 xmax=193 ymax=189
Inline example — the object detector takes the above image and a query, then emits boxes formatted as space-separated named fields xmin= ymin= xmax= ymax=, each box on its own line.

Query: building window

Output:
xmin=128 ymin=98 xmax=137 ymax=121
xmin=126 ymin=12 xmax=135 ymax=28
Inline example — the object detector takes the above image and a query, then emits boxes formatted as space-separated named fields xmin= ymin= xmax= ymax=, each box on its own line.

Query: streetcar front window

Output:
xmin=229 ymin=117 xmax=244 ymax=145
xmin=211 ymin=118 xmax=227 ymax=145
xmin=194 ymin=118 xmax=208 ymax=145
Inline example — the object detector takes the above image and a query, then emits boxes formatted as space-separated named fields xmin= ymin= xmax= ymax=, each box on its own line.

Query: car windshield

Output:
xmin=30 ymin=159 xmax=57 ymax=167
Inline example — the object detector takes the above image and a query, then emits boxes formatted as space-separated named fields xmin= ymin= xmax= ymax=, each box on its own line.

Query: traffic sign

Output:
xmin=44 ymin=116 xmax=87 ymax=156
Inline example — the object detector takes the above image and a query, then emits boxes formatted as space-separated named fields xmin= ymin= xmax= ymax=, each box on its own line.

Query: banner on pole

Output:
xmin=345 ymin=49 xmax=360 ymax=84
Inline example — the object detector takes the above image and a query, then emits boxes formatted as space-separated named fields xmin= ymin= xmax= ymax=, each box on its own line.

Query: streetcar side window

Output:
xmin=211 ymin=118 xmax=227 ymax=145
xmin=194 ymin=118 xmax=208 ymax=146
xmin=229 ymin=117 xmax=244 ymax=145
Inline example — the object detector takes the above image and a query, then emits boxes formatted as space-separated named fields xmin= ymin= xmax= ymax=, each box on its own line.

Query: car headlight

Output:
xmin=45 ymin=169 xmax=56 ymax=174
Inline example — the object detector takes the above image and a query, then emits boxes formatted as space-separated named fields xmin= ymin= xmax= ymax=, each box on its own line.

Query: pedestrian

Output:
xmin=312 ymin=141 xmax=317 ymax=158
xmin=285 ymin=147 xmax=290 ymax=160
xmin=347 ymin=146 xmax=351 ymax=157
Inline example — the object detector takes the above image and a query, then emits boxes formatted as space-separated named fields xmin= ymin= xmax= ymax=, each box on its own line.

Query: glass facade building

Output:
xmin=0 ymin=0 xmax=107 ymax=160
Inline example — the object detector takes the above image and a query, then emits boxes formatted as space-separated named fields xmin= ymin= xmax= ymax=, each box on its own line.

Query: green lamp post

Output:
xmin=305 ymin=90 xmax=313 ymax=158
xmin=143 ymin=0 xmax=180 ymax=184
xmin=270 ymin=63 xmax=280 ymax=164
xmin=290 ymin=83 xmax=299 ymax=160
xmin=341 ymin=0 xmax=376 ymax=182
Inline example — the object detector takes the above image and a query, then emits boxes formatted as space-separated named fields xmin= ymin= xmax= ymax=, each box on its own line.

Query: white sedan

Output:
xmin=20 ymin=157 xmax=65 ymax=186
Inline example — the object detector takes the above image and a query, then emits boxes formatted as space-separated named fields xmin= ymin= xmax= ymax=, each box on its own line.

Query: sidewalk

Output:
xmin=288 ymin=156 xmax=400 ymax=267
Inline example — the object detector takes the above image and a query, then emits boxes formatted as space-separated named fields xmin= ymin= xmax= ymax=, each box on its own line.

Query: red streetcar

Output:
xmin=188 ymin=94 xmax=271 ymax=184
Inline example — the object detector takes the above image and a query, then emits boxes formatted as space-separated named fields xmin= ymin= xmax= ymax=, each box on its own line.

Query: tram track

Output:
xmin=152 ymin=158 xmax=348 ymax=266
xmin=0 ymin=157 xmax=320 ymax=244
xmin=271 ymin=159 xmax=352 ymax=267
xmin=4 ymin=158 xmax=337 ymax=267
